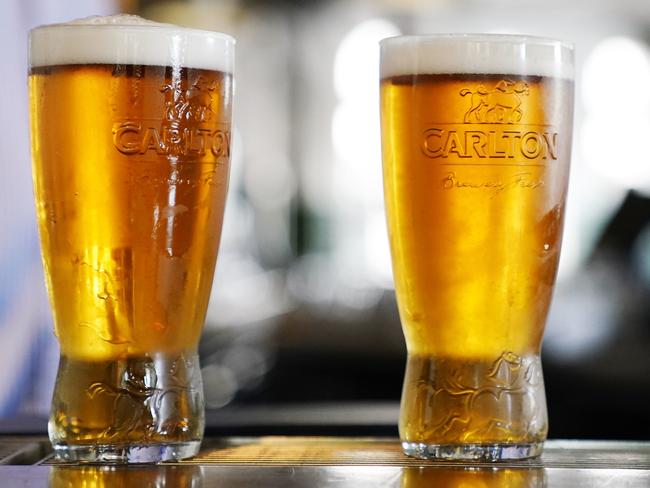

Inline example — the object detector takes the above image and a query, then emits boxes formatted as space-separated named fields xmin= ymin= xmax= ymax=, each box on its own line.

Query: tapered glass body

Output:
xmin=28 ymin=17 xmax=234 ymax=462
xmin=380 ymin=35 xmax=574 ymax=461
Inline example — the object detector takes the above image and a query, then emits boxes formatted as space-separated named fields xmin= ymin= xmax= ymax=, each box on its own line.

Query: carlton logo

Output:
xmin=112 ymin=76 xmax=229 ymax=160
xmin=161 ymin=76 xmax=216 ymax=124
xmin=460 ymin=80 xmax=529 ymax=124
xmin=422 ymin=79 xmax=558 ymax=161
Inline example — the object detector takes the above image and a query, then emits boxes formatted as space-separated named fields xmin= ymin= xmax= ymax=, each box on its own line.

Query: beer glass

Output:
xmin=380 ymin=35 xmax=574 ymax=461
xmin=29 ymin=15 xmax=234 ymax=462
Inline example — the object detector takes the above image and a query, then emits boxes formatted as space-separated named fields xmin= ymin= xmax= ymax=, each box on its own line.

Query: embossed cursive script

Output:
xmin=442 ymin=171 xmax=544 ymax=196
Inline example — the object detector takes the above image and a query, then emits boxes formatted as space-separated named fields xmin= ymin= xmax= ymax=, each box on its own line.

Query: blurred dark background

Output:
xmin=1 ymin=0 xmax=650 ymax=440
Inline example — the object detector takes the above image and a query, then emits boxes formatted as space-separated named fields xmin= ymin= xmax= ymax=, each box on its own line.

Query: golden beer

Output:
xmin=29 ymin=16 xmax=234 ymax=462
xmin=380 ymin=36 xmax=573 ymax=460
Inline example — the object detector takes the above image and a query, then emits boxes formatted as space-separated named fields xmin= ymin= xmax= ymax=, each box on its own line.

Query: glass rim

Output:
xmin=380 ymin=33 xmax=573 ymax=51
xmin=29 ymin=19 xmax=234 ymax=71
xmin=30 ymin=21 xmax=235 ymax=45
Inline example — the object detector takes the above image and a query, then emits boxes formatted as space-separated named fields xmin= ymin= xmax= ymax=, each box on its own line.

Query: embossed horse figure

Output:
xmin=460 ymin=80 xmax=529 ymax=124
xmin=466 ymin=352 xmax=542 ymax=438
xmin=419 ymin=352 xmax=539 ymax=440
xmin=86 ymin=362 xmax=160 ymax=439
xmin=160 ymin=76 xmax=216 ymax=123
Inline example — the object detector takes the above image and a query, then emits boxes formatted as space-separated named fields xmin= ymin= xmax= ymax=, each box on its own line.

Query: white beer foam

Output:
xmin=380 ymin=34 xmax=573 ymax=79
xmin=30 ymin=14 xmax=234 ymax=72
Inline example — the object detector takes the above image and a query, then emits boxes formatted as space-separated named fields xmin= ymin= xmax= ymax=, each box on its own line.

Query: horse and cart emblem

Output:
xmin=460 ymin=80 xmax=529 ymax=124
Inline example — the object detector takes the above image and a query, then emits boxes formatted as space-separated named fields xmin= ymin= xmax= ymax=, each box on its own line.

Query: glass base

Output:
xmin=402 ymin=441 xmax=543 ymax=461
xmin=52 ymin=441 xmax=201 ymax=463
xmin=48 ymin=352 xmax=205 ymax=464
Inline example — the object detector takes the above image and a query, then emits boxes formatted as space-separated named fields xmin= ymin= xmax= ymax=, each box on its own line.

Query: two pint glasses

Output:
xmin=29 ymin=20 xmax=573 ymax=463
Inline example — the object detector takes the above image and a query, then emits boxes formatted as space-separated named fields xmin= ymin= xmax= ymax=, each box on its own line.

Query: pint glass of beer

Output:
xmin=28 ymin=16 xmax=234 ymax=462
xmin=380 ymin=35 xmax=574 ymax=460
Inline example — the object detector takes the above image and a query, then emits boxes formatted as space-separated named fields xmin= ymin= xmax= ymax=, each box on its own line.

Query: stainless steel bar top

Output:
xmin=0 ymin=438 xmax=649 ymax=487
xmin=1 ymin=464 xmax=650 ymax=488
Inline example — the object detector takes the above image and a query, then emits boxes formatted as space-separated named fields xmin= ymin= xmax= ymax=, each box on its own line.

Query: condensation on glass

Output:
xmin=380 ymin=34 xmax=574 ymax=461
xmin=29 ymin=15 xmax=235 ymax=463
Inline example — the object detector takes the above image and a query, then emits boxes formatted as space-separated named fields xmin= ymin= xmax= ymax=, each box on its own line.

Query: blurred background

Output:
xmin=1 ymin=0 xmax=650 ymax=440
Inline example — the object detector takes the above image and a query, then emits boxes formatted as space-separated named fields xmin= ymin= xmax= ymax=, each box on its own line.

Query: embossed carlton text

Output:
xmin=421 ymin=79 xmax=559 ymax=163
xmin=112 ymin=75 xmax=230 ymax=161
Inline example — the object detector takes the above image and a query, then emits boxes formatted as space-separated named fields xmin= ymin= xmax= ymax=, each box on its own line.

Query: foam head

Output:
xmin=380 ymin=34 xmax=573 ymax=80
xmin=29 ymin=14 xmax=234 ymax=72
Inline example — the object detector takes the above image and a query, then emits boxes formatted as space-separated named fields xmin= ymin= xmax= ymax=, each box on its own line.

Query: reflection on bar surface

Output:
xmin=49 ymin=464 xmax=203 ymax=487
xmin=401 ymin=466 xmax=545 ymax=488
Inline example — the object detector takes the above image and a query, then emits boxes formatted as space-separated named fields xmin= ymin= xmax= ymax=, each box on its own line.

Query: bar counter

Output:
xmin=0 ymin=436 xmax=648 ymax=487
xmin=0 ymin=404 xmax=647 ymax=486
